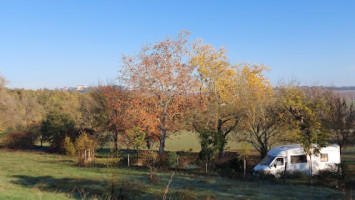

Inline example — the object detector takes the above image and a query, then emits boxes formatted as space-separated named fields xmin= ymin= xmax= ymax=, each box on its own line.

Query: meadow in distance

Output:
xmin=0 ymin=32 xmax=354 ymax=200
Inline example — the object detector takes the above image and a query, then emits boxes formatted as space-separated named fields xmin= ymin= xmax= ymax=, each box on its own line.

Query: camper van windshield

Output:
xmin=260 ymin=155 xmax=275 ymax=166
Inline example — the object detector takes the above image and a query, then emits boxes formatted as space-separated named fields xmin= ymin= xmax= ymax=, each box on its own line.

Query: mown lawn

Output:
xmin=0 ymin=150 xmax=352 ymax=200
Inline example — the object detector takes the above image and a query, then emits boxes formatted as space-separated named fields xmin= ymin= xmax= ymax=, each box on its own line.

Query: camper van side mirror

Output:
xmin=273 ymin=164 xmax=276 ymax=168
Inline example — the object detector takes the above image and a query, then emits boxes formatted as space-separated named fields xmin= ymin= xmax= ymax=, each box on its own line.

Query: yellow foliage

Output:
xmin=75 ymin=132 xmax=96 ymax=153
xmin=191 ymin=40 xmax=272 ymax=122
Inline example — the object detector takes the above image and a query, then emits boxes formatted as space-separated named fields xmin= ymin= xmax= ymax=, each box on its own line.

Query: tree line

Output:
xmin=0 ymin=32 xmax=354 ymax=169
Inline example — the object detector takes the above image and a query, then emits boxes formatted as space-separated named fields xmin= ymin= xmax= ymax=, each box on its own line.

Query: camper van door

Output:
xmin=270 ymin=157 xmax=285 ymax=175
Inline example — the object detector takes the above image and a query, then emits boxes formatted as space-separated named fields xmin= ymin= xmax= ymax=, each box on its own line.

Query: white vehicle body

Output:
xmin=253 ymin=144 xmax=340 ymax=176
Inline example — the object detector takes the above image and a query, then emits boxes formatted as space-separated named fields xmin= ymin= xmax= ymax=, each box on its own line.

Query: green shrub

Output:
xmin=2 ymin=130 xmax=38 ymax=149
xmin=40 ymin=112 xmax=76 ymax=153
xmin=63 ymin=136 xmax=76 ymax=157
xmin=167 ymin=151 xmax=178 ymax=168
xmin=95 ymin=157 xmax=122 ymax=167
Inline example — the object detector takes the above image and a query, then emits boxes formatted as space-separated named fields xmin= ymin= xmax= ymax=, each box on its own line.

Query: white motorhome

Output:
xmin=253 ymin=144 xmax=340 ymax=177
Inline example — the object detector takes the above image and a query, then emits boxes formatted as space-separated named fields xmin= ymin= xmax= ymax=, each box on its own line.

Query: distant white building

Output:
xmin=77 ymin=85 xmax=87 ymax=91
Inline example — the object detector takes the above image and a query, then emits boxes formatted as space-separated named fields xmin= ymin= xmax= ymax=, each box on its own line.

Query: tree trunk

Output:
xmin=146 ymin=139 xmax=151 ymax=150
xmin=243 ymin=156 xmax=246 ymax=180
xmin=260 ymin=149 xmax=267 ymax=159
xmin=128 ymin=152 xmax=130 ymax=167
xmin=205 ymin=162 xmax=208 ymax=173
xmin=218 ymin=137 xmax=226 ymax=158
xmin=113 ymin=132 xmax=119 ymax=153
xmin=159 ymin=129 xmax=167 ymax=154
xmin=309 ymin=154 xmax=313 ymax=184
xmin=260 ymin=146 xmax=268 ymax=159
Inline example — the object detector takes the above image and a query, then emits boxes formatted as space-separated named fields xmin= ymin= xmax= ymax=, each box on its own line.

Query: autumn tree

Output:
xmin=191 ymin=40 xmax=271 ymax=158
xmin=326 ymin=95 xmax=355 ymax=154
xmin=120 ymin=31 xmax=196 ymax=154
xmin=237 ymin=70 xmax=293 ymax=158
xmin=10 ymin=89 xmax=44 ymax=127
xmin=238 ymin=66 xmax=281 ymax=158
xmin=280 ymin=85 xmax=330 ymax=180
xmin=102 ymin=86 xmax=134 ymax=153
xmin=0 ymin=73 xmax=18 ymax=130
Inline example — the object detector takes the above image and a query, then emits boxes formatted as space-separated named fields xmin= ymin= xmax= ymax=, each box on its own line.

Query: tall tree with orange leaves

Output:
xmin=102 ymin=86 xmax=135 ymax=152
xmin=120 ymin=31 xmax=196 ymax=154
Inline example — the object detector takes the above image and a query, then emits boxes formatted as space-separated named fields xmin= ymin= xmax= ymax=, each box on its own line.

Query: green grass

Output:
xmin=102 ymin=130 xmax=243 ymax=153
xmin=0 ymin=150 xmax=351 ymax=200
xmin=158 ymin=131 xmax=242 ymax=152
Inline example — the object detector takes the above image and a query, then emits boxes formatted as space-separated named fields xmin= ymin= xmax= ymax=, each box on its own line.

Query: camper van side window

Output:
xmin=291 ymin=155 xmax=307 ymax=164
xmin=320 ymin=154 xmax=328 ymax=162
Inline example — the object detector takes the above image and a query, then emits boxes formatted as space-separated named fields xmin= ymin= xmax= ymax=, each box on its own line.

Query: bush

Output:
xmin=158 ymin=153 xmax=168 ymax=167
xmin=140 ymin=150 xmax=160 ymax=183
xmin=167 ymin=151 xmax=178 ymax=168
xmin=140 ymin=150 xmax=159 ymax=168
xmin=63 ymin=136 xmax=76 ymax=157
xmin=75 ymin=132 xmax=97 ymax=166
xmin=95 ymin=157 xmax=122 ymax=167
xmin=41 ymin=112 xmax=76 ymax=153
xmin=2 ymin=130 xmax=38 ymax=149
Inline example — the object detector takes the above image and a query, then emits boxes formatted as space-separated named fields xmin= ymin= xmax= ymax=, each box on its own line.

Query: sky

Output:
xmin=0 ymin=0 xmax=355 ymax=89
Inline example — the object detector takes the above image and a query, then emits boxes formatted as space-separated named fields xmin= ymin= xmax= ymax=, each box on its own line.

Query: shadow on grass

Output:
xmin=11 ymin=175 xmax=106 ymax=199
xmin=11 ymin=175 xmax=150 ymax=199
xmin=38 ymin=159 xmax=76 ymax=166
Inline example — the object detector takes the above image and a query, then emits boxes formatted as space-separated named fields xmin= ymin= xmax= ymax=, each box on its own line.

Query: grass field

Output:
xmin=0 ymin=149 xmax=353 ymax=200
xmin=149 ymin=131 xmax=242 ymax=152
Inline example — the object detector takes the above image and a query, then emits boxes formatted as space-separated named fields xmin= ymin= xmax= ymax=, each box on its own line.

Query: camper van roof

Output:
xmin=277 ymin=144 xmax=302 ymax=150
xmin=267 ymin=144 xmax=304 ymax=157
xmin=267 ymin=144 xmax=340 ymax=157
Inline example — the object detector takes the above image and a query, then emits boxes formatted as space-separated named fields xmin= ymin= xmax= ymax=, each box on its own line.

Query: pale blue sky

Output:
xmin=0 ymin=0 xmax=354 ymax=89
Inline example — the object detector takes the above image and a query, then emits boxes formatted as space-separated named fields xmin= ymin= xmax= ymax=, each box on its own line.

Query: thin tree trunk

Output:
xmin=127 ymin=152 xmax=130 ymax=167
xmin=113 ymin=132 xmax=119 ymax=153
xmin=205 ymin=162 xmax=208 ymax=173
xmin=159 ymin=129 xmax=167 ymax=154
xmin=137 ymin=150 xmax=139 ymax=164
xmin=243 ymin=156 xmax=246 ymax=180
xmin=309 ymin=154 xmax=313 ymax=184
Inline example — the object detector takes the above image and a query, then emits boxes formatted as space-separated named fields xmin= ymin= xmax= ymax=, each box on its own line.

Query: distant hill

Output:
xmin=320 ymin=87 xmax=355 ymax=100
xmin=321 ymin=86 xmax=355 ymax=91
